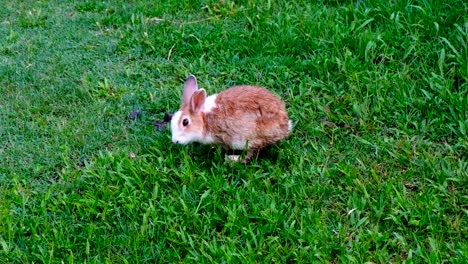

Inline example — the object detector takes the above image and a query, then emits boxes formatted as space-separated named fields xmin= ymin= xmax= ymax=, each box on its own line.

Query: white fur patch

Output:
xmin=170 ymin=111 xmax=184 ymax=144
xmin=203 ymin=94 xmax=217 ymax=113
xmin=288 ymin=120 xmax=293 ymax=133
xmin=225 ymin=155 xmax=241 ymax=162
xmin=231 ymin=138 xmax=248 ymax=150
xmin=198 ymin=133 xmax=216 ymax=144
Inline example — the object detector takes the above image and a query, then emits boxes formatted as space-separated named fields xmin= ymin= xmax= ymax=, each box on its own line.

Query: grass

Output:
xmin=0 ymin=0 xmax=467 ymax=262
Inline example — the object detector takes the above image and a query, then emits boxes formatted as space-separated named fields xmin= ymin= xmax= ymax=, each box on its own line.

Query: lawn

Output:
xmin=0 ymin=0 xmax=467 ymax=262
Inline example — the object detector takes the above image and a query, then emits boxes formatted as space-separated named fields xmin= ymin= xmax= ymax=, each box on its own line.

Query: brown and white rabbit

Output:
xmin=170 ymin=75 xmax=292 ymax=162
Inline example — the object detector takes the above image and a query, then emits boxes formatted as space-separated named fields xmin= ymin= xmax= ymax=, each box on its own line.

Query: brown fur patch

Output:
xmin=205 ymin=86 xmax=290 ymax=150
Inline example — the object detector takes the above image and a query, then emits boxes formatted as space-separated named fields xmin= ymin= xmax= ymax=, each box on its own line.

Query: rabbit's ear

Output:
xmin=190 ymin=89 xmax=206 ymax=113
xmin=182 ymin=75 xmax=198 ymax=106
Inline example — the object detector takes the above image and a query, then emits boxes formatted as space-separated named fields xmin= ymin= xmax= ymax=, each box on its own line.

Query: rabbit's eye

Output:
xmin=182 ymin=118 xmax=189 ymax=127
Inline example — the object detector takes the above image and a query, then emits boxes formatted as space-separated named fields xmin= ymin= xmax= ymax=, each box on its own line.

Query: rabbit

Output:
xmin=170 ymin=75 xmax=292 ymax=163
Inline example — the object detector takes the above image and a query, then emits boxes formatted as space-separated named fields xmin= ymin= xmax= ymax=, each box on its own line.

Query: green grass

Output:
xmin=0 ymin=0 xmax=467 ymax=262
